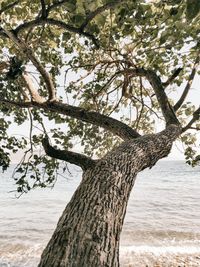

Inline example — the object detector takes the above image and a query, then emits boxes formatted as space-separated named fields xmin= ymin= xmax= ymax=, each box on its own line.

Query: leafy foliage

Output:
xmin=0 ymin=0 xmax=199 ymax=193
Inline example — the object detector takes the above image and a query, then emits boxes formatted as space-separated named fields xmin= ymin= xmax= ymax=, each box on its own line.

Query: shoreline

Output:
xmin=1 ymin=242 xmax=200 ymax=267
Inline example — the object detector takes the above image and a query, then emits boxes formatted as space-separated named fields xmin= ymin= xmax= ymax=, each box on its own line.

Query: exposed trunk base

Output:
xmin=38 ymin=125 xmax=181 ymax=267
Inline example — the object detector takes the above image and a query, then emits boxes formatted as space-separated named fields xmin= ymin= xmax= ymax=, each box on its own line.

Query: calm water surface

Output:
xmin=0 ymin=160 xmax=200 ymax=267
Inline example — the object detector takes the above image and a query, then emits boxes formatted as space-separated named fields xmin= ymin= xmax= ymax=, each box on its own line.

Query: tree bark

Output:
xmin=38 ymin=125 xmax=181 ymax=267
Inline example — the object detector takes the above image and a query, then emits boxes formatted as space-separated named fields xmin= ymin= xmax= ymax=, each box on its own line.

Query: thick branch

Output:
xmin=11 ymin=18 xmax=99 ymax=48
xmin=43 ymin=101 xmax=141 ymax=140
xmin=42 ymin=136 xmax=96 ymax=171
xmin=0 ymin=0 xmax=123 ymax=49
xmin=162 ymin=68 xmax=183 ymax=88
xmin=22 ymin=72 xmax=45 ymax=103
xmin=0 ymin=1 xmax=124 ymax=48
xmin=0 ymin=98 xmax=140 ymax=140
xmin=182 ymin=107 xmax=200 ymax=133
xmin=2 ymin=27 xmax=56 ymax=101
xmin=0 ymin=0 xmax=112 ymax=48
xmin=174 ymin=52 xmax=200 ymax=111
xmin=45 ymin=18 xmax=99 ymax=48
xmin=146 ymin=70 xmax=178 ymax=125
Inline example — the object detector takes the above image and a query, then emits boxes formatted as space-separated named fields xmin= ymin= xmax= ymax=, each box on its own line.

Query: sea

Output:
xmin=0 ymin=160 xmax=200 ymax=267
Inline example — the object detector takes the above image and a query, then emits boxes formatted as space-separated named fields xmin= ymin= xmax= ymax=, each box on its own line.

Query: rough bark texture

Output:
xmin=38 ymin=125 xmax=181 ymax=267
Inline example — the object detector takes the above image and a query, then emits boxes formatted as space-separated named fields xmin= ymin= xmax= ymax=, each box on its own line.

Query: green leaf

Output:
xmin=186 ymin=0 xmax=200 ymax=20
xmin=72 ymin=14 xmax=85 ymax=25
xmin=76 ymin=0 xmax=85 ymax=15
xmin=63 ymin=32 xmax=72 ymax=41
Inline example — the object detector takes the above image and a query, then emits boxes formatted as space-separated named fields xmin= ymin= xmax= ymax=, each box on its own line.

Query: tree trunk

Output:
xmin=38 ymin=126 xmax=180 ymax=267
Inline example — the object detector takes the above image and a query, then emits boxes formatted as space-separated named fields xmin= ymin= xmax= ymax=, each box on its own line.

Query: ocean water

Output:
xmin=0 ymin=160 xmax=200 ymax=267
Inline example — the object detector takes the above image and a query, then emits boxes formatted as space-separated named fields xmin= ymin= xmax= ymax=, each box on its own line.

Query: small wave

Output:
xmin=121 ymin=229 xmax=200 ymax=247
xmin=120 ymin=245 xmax=200 ymax=267
xmin=120 ymin=245 xmax=200 ymax=255
xmin=1 ymin=243 xmax=200 ymax=267
xmin=0 ymin=243 xmax=43 ymax=267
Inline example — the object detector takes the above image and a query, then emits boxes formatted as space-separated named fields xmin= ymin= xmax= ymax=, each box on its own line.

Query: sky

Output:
xmin=167 ymin=75 xmax=200 ymax=160
xmin=6 ymin=53 xmax=200 ymax=163
xmin=9 ymin=75 xmax=199 ymax=163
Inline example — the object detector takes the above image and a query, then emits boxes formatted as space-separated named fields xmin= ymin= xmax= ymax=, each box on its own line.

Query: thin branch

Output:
xmin=182 ymin=107 xmax=200 ymax=133
xmin=174 ymin=52 xmax=200 ymax=111
xmin=5 ymin=18 xmax=81 ymax=42
xmin=94 ymin=72 xmax=120 ymax=98
xmin=80 ymin=0 xmax=124 ymax=31
xmin=134 ymin=78 xmax=144 ymax=130
xmin=46 ymin=0 xmax=70 ymax=15
xmin=45 ymin=18 xmax=99 ymax=48
xmin=188 ymin=126 xmax=200 ymax=131
xmin=12 ymin=17 xmax=99 ymax=48
xmin=0 ymin=0 xmax=20 ymax=14
xmin=0 ymin=2 xmax=101 ymax=48
xmin=2 ymin=27 xmax=56 ymax=101
xmin=107 ymin=95 xmax=123 ymax=116
xmin=28 ymin=109 xmax=33 ymax=152
xmin=123 ymin=68 xmax=180 ymax=126
xmin=132 ymin=95 xmax=159 ymax=119
xmin=40 ymin=0 xmax=47 ymax=18
xmin=0 ymin=1 xmax=123 ymax=48
xmin=42 ymin=136 xmax=96 ymax=171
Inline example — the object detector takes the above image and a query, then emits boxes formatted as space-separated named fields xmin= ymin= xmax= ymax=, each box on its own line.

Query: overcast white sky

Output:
xmin=8 ymin=68 xmax=199 ymax=162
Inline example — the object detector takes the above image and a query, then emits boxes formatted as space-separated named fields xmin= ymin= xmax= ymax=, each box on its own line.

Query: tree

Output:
xmin=0 ymin=0 xmax=200 ymax=266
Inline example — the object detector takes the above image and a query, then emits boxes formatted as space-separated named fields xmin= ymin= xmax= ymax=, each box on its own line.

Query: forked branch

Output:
xmin=182 ymin=107 xmax=200 ymax=132
xmin=0 ymin=0 xmax=124 ymax=49
xmin=42 ymin=136 xmax=96 ymax=171
xmin=2 ymin=27 xmax=56 ymax=101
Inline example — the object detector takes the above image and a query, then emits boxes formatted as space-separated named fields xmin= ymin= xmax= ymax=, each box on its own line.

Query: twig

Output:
xmin=80 ymin=0 xmax=124 ymax=31
xmin=0 ymin=0 xmax=20 ymax=14
xmin=28 ymin=109 xmax=33 ymax=152
xmin=174 ymin=52 xmax=200 ymax=111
